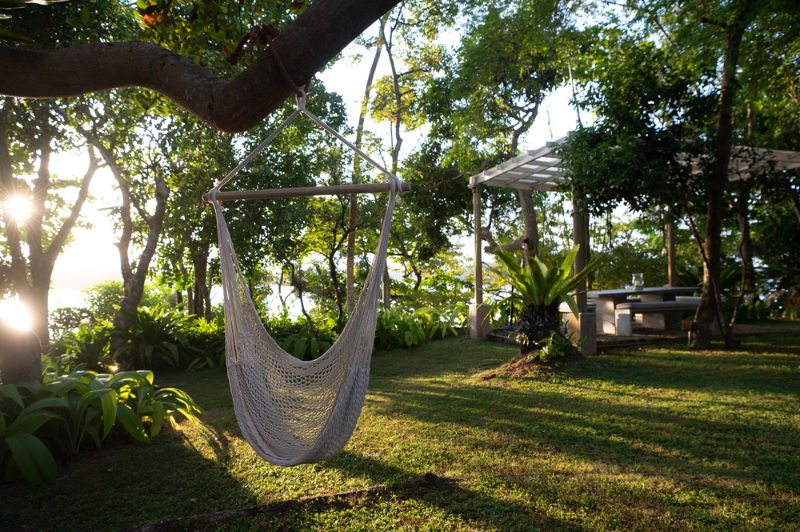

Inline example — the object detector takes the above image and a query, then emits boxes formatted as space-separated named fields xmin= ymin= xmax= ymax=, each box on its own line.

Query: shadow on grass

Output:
xmin=307 ymin=451 xmax=588 ymax=532
xmin=366 ymin=339 xmax=800 ymax=492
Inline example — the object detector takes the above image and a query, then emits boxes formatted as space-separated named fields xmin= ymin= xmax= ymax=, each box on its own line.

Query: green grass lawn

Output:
xmin=2 ymin=323 xmax=799 ymax=531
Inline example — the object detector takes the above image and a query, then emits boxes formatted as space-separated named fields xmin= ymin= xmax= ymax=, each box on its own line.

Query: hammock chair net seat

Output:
xmin=209 ymin=91 xmax=400 ymax=466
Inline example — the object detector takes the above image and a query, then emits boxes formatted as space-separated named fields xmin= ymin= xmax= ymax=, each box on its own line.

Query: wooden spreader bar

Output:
xmin=204 ymin=182 xmax=410 ymax=202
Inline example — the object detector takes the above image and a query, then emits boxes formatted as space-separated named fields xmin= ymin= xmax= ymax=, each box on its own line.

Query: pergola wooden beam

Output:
xmin=466 ymin=136 xmax=799 ymax=347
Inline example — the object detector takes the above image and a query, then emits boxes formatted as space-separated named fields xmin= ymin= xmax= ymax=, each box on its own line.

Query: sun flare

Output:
xmin=4 ymin=196 xmax=32 ymax=220
xmin=0 ymin=298 xmax=32 ymax=331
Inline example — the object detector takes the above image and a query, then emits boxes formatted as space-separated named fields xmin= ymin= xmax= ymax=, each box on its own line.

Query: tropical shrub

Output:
xmin=527 ymin=330 xmax=583 ymax=363
xmin=488 ymin=245 xmax=602 ymax=354
xmin=260 ymin=312 xmax=339 ymax=361
xmin=0 ymin=370 xmax=202 ymax=484
xmin=375 ymin=305 xmax=466 ymax=350
xmin=113 ymin=307 xmax=197 ymax=370
xmin=83 ymin=280 xmax=178 ymax=321
xmin=274 ymin=322 xmax=335 ymax=361
xmin=48 ymin=306 xmax=94 ymax=341
xmin=184 ymin=318 xmax=226 ymax=369
xmin=375 ymin=309 xmax=428 ymax=350
xmin=60 ymin=323 xmax=114 ymax=373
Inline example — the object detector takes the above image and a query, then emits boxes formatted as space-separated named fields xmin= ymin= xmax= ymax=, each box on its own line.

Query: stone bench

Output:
xmin=558 ymin=301 xmax=596 ymax=314
xmin=614 ymin=300 xmax=699 ymax=336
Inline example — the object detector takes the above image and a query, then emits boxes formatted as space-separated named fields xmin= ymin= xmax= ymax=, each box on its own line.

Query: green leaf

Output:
xmin=79 ymin=5 xmax=89 ymax=25
xmin=7 ymin=410 xmax=60 ymax=438
xmin=115 ymin=404 xmax=150 ymax=443
xmin=0 ymin=384 xmax=25 ymax=409
xmin=5 ymin=434 xmax=57 ymax=484
xmin=84 ymin=424 xmax=102 ymax=448
xmin=0 ymin=28 xmax=36 ymax=45
xmin=563 ymin=294 xmax=580 ymax=319
xmin=150 ymin=401 xmax=165 ymax=437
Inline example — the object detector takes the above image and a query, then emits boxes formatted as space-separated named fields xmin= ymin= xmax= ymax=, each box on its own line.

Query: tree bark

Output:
xmin=736 ymin=180 xmax=755 ymax=295
xmin=193 ymin=253 xmax=209 ymax=319
xmin=694 ymin=24 xmax=747 ymax=350
xmin=0 ymin=323 xmax=41 ymax=384
xmin=95 ymin=143 xmax=170 ymax=338
xmin=0 ymin=0 xmax=402 ymax=134
xmin=347 ymin=18 xmax=385 ymax=314
xmin=790 ymin=193 xmax=800 ymax=225
xmin=0 ymin=115 xmax=99 ymax=350
xmin=517 ymin=190 xmax=539 ymax=257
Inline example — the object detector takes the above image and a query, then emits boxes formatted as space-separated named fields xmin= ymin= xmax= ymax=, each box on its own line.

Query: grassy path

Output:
xmin=2 ymin=324 xmax=799 ymax=531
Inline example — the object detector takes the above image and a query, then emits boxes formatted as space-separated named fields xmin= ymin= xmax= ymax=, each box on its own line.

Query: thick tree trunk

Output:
xmin=0 ymin=322 xmax=41 ymax=384
xmin=186 ymin=288 xmax=194 ymax=316
xmin=694 ymin=26 xmax=745 ymax=350
xmin=0 ymin=115 xmax=98 ymax=352
xmin=0 ymin=0 xmax=402 ymax=134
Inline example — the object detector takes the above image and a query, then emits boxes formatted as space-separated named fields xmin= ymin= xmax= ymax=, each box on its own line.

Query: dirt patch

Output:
xmin=479 ymin=351 xmax=585 ymax=380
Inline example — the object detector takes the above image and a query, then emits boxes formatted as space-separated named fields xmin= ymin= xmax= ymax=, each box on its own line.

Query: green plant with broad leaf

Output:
xmin=0 ymin=384 xmax=60 ymax=484
xmin=0 ymin=369 xmax=203 ymax=484
xmin=413 ymin=304 xmax=468 ymax=340
xmin=488 ymin=245 xmax=602 ymax=354
xmin=103 ymin=370 xmax=202 ymax=440
xmin=184 ymin=318 xmax=226 ymax=370
xmin=274 ymin=322 xmax=333 ymax=361
xmin=61 ymin=323 xmax=113 ymax=373
xmin=528 ymin=330 xmax=585 ymax=363
xmin=375 ymin=309 xmax=427 ymax=350
xmin=113 ymin=306 xmax=198 ymax=370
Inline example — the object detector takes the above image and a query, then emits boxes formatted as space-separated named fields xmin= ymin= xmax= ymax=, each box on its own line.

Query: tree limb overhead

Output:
xmin=0 ymin=0 xmax=402 ymax=133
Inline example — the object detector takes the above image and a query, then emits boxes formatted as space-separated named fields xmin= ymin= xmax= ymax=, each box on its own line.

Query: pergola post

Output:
xmin=572 ymin=193 xmax=588 ymax=313
xmin=568 ymin=187 xmax=596 ymax=354
xmin=469 ymin=184 xmax=491 ymax=340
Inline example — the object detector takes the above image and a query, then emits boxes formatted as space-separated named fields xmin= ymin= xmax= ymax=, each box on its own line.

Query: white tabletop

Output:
xmin=588 ymin=286 xmax=701 ymax=298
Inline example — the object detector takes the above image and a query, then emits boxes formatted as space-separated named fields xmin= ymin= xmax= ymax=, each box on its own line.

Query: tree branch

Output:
xmin=44 ymin=147 xmax=101 ymax=269
xmin=0 ymin=0 xmax=402 ymax=133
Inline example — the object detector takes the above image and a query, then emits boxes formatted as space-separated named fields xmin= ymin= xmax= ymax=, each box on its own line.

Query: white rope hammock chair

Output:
xmin=206 ymin=90 xmax=406 ymax=466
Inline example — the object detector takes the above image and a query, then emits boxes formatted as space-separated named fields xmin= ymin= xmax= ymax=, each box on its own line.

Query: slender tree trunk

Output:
xmin=98 ymin=144 xmax=170 ymax=340
xmin=517 ymin=190 xmax=540 ymax=257
xmin=186 ymin=288 xmax=194 ymax=316
xmin=347 ymin=18 xmax=385 ymax=313
xmin=694 ymin=25 xmax=746 ymax=350
xmin=378 ymin=14 xmax=407 ymax=312
xmin=112 ymin=174 xmax=169 ymax=334
xmin=790 ymin=194 xmax=800 ymax=225
xmin=736 ymin=180 xmax=755 ymax=295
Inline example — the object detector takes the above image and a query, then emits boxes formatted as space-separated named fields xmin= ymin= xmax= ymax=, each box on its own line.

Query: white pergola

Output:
xmin=466 ymin=135 xmax=800 ymax=343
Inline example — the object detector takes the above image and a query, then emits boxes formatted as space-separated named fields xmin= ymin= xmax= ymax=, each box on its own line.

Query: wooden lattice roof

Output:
xmin=469 ymin=136 xmax=800 ymax=191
